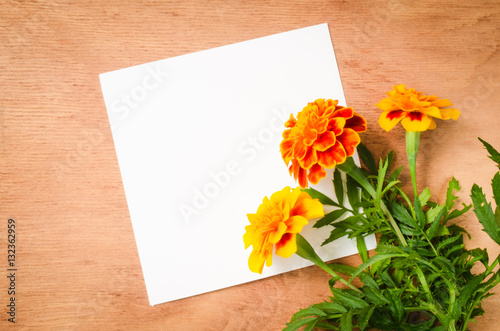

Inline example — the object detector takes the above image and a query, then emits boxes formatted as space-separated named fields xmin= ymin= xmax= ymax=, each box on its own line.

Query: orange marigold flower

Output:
xmin=243 ymin=186 xmax=324 ymax=274
xmin=377 ymin=84 xmax=460 ymax=132
xmin=280 ymin=99 xmax=367 ymax=188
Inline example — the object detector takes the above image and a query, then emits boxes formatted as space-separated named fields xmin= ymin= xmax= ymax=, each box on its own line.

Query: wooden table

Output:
xmin=1 ymin=1 xmax=499 ymax=330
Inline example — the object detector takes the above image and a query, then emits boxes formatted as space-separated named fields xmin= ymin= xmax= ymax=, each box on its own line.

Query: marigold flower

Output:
xmin=243 ymin=186 xmax=324 ymax=274
xmin=377 ymin=84 xmax=460 ymax=132
xmin=280 ymin=99 xmax=367 ymax=188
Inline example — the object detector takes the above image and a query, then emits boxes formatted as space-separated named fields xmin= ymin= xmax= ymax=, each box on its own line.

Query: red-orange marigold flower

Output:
xmin=376 ymin=84 xmax=460 ymax=132
xmin=280 ymin=99 xmax=367 ymax=188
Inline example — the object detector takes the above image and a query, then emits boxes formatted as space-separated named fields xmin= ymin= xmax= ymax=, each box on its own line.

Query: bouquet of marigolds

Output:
xmin=243 ymin=85 xmax=500 ymax=331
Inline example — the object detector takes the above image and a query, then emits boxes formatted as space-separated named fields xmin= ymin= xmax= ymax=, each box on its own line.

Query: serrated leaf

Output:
xmin=357 ymin=143 xmax=378 ymax=175
xmin=340 ymin=309 xmax=353 ymax=331
xmin=356 ymin=236 xmax=368 ymax=263
xmin=357 ymin=305 xmax=376 ymax=331
xmin=446 ymin=177 xmax=461 ymax=210
xmin=388 ymin=165 xmax=403 ymax=183
xmin=446 ymin=203 xmax=472 ymax=222
xmin=376 ymin=157 xmax=389 ymax=199
xmin=314 ymin=209 xmax=347 ymax=228
xmin=322 ymin=227 xmax=349 ymax=245
xmin=289 ymin=307 xmax=326 ymax=322
xmin=358 ymin=272 xmax=378 ymax=289
xmin=312 ymin=301 xmax=347 ymax=314
xmin=479 ymin=137 xmax=500 ymax=169
xmin=492 ymin=172 xmax=500 ymax=207
xmin=334 ymin=168 xmax=344 ymax=206
xmin=390 ymin=202 xmax=418 ymax=229
xmin=363 ymin=286 xmax=390 ymax=305
xmin=349 ymin=253 xmax=407 ymax=282
xmin=329 ymin=263 xmax=357 ymax=276
xmin=414 ymin=197 xmax=426 ymax=230
xmin=418 ymin=187 xmax=432 ymax=206
xmin=332 ymin=288 xmax=369 ymax=309
xmin=388 ymin=290 xmax=404 ymax=322
xmin=436 ymin=234 xmax=462 ymax=253
xmin=302 ymin=188 xmax=339 ymax=206
xmin=284 ymin=317 xmax=318 ymax=331
xmin=346 ymin=175 xmax=360 ymax=212
xmin=471 ymin=184 xmax=500 ymax=245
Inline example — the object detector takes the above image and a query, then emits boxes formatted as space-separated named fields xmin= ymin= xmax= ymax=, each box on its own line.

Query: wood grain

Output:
xmin=0 ymin=0 xmax=499 ymax=330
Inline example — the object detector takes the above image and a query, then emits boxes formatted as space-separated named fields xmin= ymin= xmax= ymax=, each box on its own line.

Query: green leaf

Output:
xmin=358 ymin=272 xmax=378 ymax=289
xmin=322 ymin=227 xmax=349 ymax=245
xmin=302 ymin=188 xmax=339 ymax=207
xmin=284 ymin=317 xmax=318 ymax=331
xmin=496 ymin=206 xmax=500 ymax=228
xmin=356 ymin=236 xmax=368 ymax=263
xmin=390 ymin=202 xmax=418 ymax=229
xmin=357 ymin=143 xmax=378 ymax=175
xmin=346 ymin=176 xmax=360 ymax=211
xmin=436 ymin=234 xmax=462 ymax=253
xmin=388 ymin=289 xmax=404 ymax=322
xmin=363 ymin=286 xmax=390 ymax=305
xmin=471 ymin=184 xmax=500 ymax=245
xmin=492 ymin=172 xmax=500 ymax=207
xmin=340 ymin=309 xmax=353 ymax=331
xmin=446 ymin=177 xmax=461 ymax=210
xmin=312 ymin=301 xmax=347 ymax=314
xmin=334 ymin=168 xmax=344 ymax=206
xmin=479 ymin=137 xmax=500 ymax=169
xmin=446 ymin=202 xmax=472 ymax=221
xmin=418 ymin=187 xmax=432 ymax=206
xmin=329 ymin=263 xmax=357 ymax=276
xmin=388 ymin=165 xmax=403 ymax=183
xmin=314 ymin=209 xmax=347 ymax=228
xmin=289 ymin=307 xmax=326 ymax=322
xmin=426 ymin=205 xmax=446 ymax=240
xmin=357 ymin=305 xmax=376 ymax=331
xmin=349 ymin=253 xmax=407 ymax=282
xmin=376 ymin=157 xmax=389 ymax=199
xmin=414 ymin=197 xmax=426 ymax=230
xmin=331 ymin=288 xmax=369 ymax=309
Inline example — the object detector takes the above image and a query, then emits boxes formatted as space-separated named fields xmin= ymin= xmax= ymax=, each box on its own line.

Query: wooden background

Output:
xmin=1 ymin=0 xmax=499 ymax=330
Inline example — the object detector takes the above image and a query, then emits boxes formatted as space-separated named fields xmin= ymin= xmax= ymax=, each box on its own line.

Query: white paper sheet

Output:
xmin=99 ymin=23 xmax=376 ymax=305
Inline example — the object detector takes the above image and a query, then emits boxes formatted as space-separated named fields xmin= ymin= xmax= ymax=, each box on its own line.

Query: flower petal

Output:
xmin=268 ymin=222 xmax=287 ymax=244
xmin=284 ymin=215 xmax=309 ymax=233
xmin=401 ymin=112 xmax=432 ymax=131
xmin=440 ymin=108 xmax=460 ymax=120
xmin=345 ymin=112 xmax=368 ymax=132
xmin=275 ymin=233 xmax=296 ymax=258
xmin=291 ymin=194 xmax=324 ymax=220
xmin=284 ymin=114 xmax=297 ymax=128
xmin=337 ymin=128 xmax=361 ymax=157
xmin=317 ymin=141 xmax=346 ymax=168
xmin=431 ymin=98 xmax=453 ymax=108
xmin=298 ymin=146 xmax=317 ymax=169
xmin=327 ymin=117 xmax=345 ymax=135
xmin=313 ymin=131 xmax=336 ymax=152
xmin=307 ymin=163 xmax=326 ymax=184
xmin=378 ymin=110 xmax=405 ymax=132
xmin=419 ymin=106 xmax=443 ymax=119
xmin=297 ymin=165 xmax=308 ymax=188
xmin=375 ymin=98 xmax=399 ymax=112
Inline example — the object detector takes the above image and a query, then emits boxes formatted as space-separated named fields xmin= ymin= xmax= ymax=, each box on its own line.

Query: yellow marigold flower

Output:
xmin=243 ymin=186 xmax=324 ymax=274
xmin=280 ymin=99 xmax=367 ymax=188
xmin=377 ymin=84 xmax=460 ymax=132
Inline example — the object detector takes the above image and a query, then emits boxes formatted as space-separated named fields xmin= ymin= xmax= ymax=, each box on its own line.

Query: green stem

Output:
xmin=337 ymin=157 xmax=408 ymax=247
xmin=295 ymin=233 xmax=362 ymax=293
xmin=406 ymin=130 xmax=421 ymax=198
